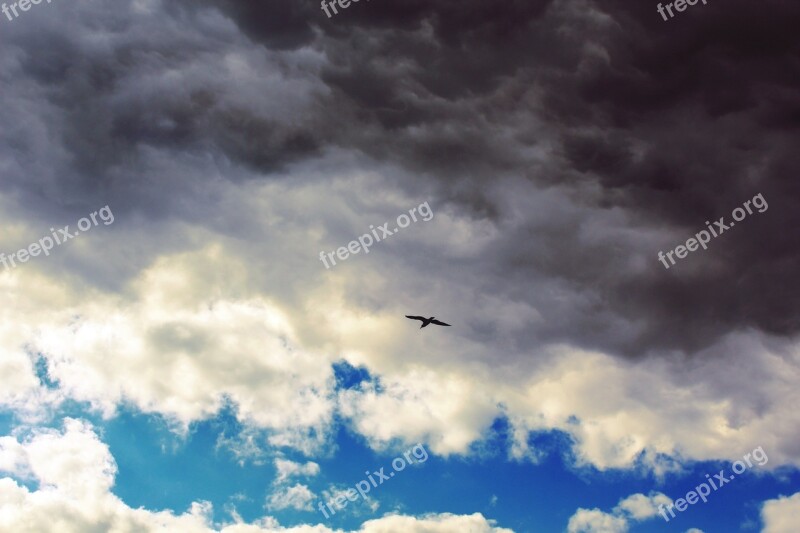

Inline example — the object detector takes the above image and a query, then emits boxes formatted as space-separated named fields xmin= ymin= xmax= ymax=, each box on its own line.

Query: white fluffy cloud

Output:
xmin=0 ymin=419 xmax=116 ymax=500
xmin=0 ymin=419 xmax=512 ymax=533
xmin=266 ymin=483 xmax=316 ymax=512
xmin=0 ymin=240 xmax=337 ymax=454
xmin=567 ymin=509 xmax=627 ymax=533
xmin=613 ymin=492 xmax=671 ymax=521
xmin=761 ymin=492 xmax=800 ymax=533
xmin=0 ymin=418 xmax=215 ymax=532
xmin=335 ymin=329 xmax=800 ymax=471
xmin=267 ymin=459 xmax=321 ymax=512
xmin=0 ymin=268 xmax=70 ymax=421
xmin=567 ymin=492 xmax=672 ymax=533
xmin=274 ymin=459 xmax=320 ymax=484
xmin=355 ymin=513 xmax=513 ymax=533
xmin=337 ymin=369 xmax=498 ymax=456
xmin=502 ymin=335 xmax=800 ymax=470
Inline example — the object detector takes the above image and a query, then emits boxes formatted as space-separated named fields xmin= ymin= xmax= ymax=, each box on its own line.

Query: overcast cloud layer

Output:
xmin=1 ymin=0 xmax=799 ymax=531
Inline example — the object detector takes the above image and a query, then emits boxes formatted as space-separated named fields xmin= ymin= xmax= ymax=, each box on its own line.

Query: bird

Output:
xmin=406 ymin=315 xmax=451 ymax=328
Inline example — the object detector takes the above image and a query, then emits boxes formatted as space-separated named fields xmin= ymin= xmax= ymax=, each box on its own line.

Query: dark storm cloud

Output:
xmin=208 ymin=0 xmax=800 ymax=355
xmin=2 ymin=0 xmax=799 ymax=357
xmin=203 ymin=0 xmax=316 ymax=49
xmin=0 ymin=2 xmax=327 ymax=222
xmin=548 ymin=0 xmax=800 ymax=349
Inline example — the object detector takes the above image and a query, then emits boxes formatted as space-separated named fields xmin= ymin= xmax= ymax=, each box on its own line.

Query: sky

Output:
xmin=0 ymin=0 xmax=799 ymax=532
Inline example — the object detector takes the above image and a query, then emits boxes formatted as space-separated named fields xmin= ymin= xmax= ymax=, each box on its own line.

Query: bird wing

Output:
xmin=406 ymin=315 xmax=427 ymax=322
xmin=430 ymin=319 xmax=451 ymax=326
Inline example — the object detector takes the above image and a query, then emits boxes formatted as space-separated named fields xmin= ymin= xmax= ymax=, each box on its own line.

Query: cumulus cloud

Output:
xmin=614 ymin=492 xmax=671 ymax=521
xmin=1 ymin=242 xmax=337 ymax=453
xmin=337 ymin=368 xmax=498 ymax=456
xmin=0 ymin=419 xmax=511 ymax=532
xmin=337 ymin=333 xmax=800 ymax=470
xmin=761 ymin=492 xmax=800 ymax=533
xmin=274 ymin=459 xmax=321 ymax=484
xmin=0 ymin=418 xmax=216 ymax=532
xmin=567 ymin=509 xmax=627 ymax=533
xmin=266 ymin=483 xmax=316 ymax=512
xmin=567 ymin=492 xmax=672 ymax=533
xmin=355 ymin=513 xmax=513 ymax=533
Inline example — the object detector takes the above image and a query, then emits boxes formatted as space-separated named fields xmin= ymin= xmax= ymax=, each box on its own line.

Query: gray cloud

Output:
xmin=1 ymin=0 xmax=798 ymax=363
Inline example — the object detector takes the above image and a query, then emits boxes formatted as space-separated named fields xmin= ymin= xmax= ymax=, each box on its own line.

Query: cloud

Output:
xmin=266 ymin=483 xmax=316 ymax=512
xmin=336 ymin=333 xmax=800 ymax=470
xmin=356 ymin=513 xmax=513 ymax=533
xmin=614 ymin=492 xmax=671 ymax=521
xmin=337 ymin=368 xmax=499 ymax=456
xmin=0 ymin=0 xmax=798 ymax=484
xmin=4 ymin=0 xmax=798 ymax=361
xmin=761 ymin=492 xmax=800 ymax=533
xmin=0 ymin=418 xmax=215 ymax=532
xmin=194 ymin=0 xmax=800 ymax=357
xmin=3 ymin=243 xmax=337 ymax=453
xmin=4 ymin=192 xmax=800 ymax=474
xmin=567 ymin=492 xmax=672 ymax=533
xmin=274 ymin=459 xmax=321 ymax=484
xmin=267 ymin=458 xmax=322 ymax=513
xmin=0 ymin=419 xmax=513 ymax=532
xmin=567 ymin=509 xmax=627 ymax=533
xmin=320 ymin=485 xmax=380 ymax=516
xmin=0 ymin=418 xmax=120 ymax=503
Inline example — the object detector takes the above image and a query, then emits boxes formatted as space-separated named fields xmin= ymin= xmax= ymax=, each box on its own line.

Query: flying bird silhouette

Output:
xmin=406 ymin=315 xmax=452 ymax=328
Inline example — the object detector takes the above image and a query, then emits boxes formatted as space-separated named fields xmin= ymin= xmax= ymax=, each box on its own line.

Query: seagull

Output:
xmin=405 ymin=315 xmax=452 ymax=328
